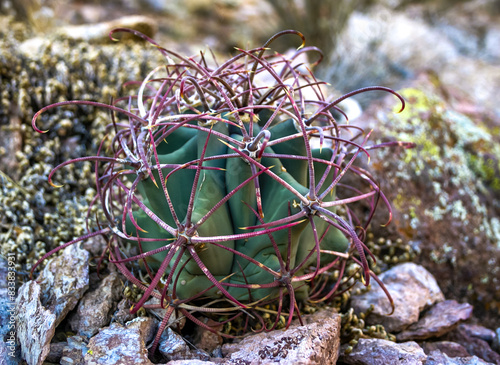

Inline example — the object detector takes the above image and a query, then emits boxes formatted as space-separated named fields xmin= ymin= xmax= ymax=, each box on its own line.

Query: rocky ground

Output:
xmin=0 ymin=0 xmax=499 ymax=364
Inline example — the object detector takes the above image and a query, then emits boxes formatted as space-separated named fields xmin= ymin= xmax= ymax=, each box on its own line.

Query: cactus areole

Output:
xmin=32 ymin=30 xmax=411 ymax=352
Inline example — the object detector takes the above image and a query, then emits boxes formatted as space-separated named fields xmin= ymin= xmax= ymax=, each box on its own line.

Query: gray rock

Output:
xmin=46 ymin=342 xmax=66 ymax=363
xmin=458 ymin=324 xmax=497 ymax=343
xmin=340 ymin=338 xmax=427 ymax=365
xmin=421 ymin=341 xmax=470 ymax=358
xmin=397 ymin=300 xmax=473 ymax=341
xmin=222 ymin=309 xmax=341 ymax=365
xmin=424 ymin=350 xmax=495 ymax=365
xmin=69 ymin=272 xmax=122 ymax=338
xmin=350 ymin=263 xmax=444 ymax=333
xmin=14 ymin=281 xmax=56 ymax=365
xmin=84 ymin=323 xmax=153 ymax=365
xmin=36 ymin=244 xmax=89 ymax=327
xmin=158 ymin=328 xmax=210 ymax=361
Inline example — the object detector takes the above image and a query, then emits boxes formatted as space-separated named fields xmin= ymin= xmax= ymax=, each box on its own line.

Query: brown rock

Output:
xmin=193 ymin=318 xmax=223 ymax=353
xmin=222 ymin=308 xmax=341 ymax=365
xmin=69 ymin=272 xmax=122 ymax=338
xmin=84 ymin=323 xmax=153 ymax=365
xmin=397 ymin=300 xmax=473 ymax=341
xmin=340 ymin=338 xmax=427 ymax=365
xmin=14 ymin=281 xmax=57 ymax=365
xmin=350 ymin=263 xmax=445 ymax=333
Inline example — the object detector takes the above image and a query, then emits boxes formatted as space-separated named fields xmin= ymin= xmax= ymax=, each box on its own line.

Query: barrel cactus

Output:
xmin=32 ymin=29 xmax=410 ymax=354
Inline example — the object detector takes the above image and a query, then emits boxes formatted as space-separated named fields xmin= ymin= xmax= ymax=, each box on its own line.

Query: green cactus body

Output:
xmin=127 ymin=115 xmax=349 ymax=301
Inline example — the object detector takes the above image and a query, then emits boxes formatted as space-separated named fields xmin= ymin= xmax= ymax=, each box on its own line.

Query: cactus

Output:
xmin=32 ymin=29 xmax=411 ymax=354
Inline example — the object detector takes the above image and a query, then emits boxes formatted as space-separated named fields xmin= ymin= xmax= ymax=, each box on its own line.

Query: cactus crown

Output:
xmin=32 ymin=29 xmax=411 ymax=354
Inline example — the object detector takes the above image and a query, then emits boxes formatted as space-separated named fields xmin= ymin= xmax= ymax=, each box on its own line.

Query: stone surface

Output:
xmin=125 ymin=316 xmax=158 ymax=345
xmin=350 ymin=263 xmax=445 ymax=333
xmin=60 ymin=335 xmax=88 ymax=365
xmin=158 ymin=328 xmax=210 ymax=362
xmin=424 ymin=350 xmax=495 ymax=365
xmin=46 ymin=342 xmax=66 ymax=363
xmin=192 ymin=318 xmax=223 ymax=353
xmin=397 ymin=300 xmax=473 ymax=341
xmin=445 ymin=326 xmax=500 ymax=365
xmin=339 ymin=338 xmax=427 ymax=365
xmin=458 ymin=324 xmax=497 ymax=343
xmin=113 ymin=298 xmax=137 ymax=324
xmin=69 ymin=272 xmax=122 ymax=338
xmin=84 ymin=323 xmax=153 ymax=365
xmin=420 ymin=341 xmax=470 ymax=358
xmin=14 ymin=281 xmax=56 ymax=365
xmin=36 ymin=244 xmax=90 ymax=327
xmin=222 ymin=309 xmax=341 ymax=365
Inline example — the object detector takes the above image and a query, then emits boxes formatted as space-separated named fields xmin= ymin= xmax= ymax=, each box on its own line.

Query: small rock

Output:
xmin=340 ymin=338 xmax=427 ymax=365
xmin=36 ymin=244 xmax=89 ymax=327
xmin=192 ymin=317 xmax=223 ymax=353
xmin=397 ymin=300 xmax=473 ymax=341
xmin=158 ymin=328 xmax=210 ymax=361
xmin=126 ymin=316 xmax=159 ymax=345
xmin=223 ymin=308 xmax=341 ymax=365
xmin=60 ymin=335 xmax=88 ymax=365
xmin=445 ymin=326 xmax=500 ymax=365
xmin=421 ymin=341 xmax=470 ymax=358
xmin=459 ymin=324 xmax=497 ymax=343
xmin=350 ymin=263 xmax=445 ymax=333
xmin=15 ymin=281 xmax=57 ymax=365
xmin=424 ymin=350 xmax=495 ymax=365
xmin=46 ymin=342 xmax=66 ymax=363
xmin=69 ymin=272 xmax=122 ymax=338
xmin=113 ymin=298 xmax=136 ymax=324
xmin=84 ymin=323 xmax=153 ymax=365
